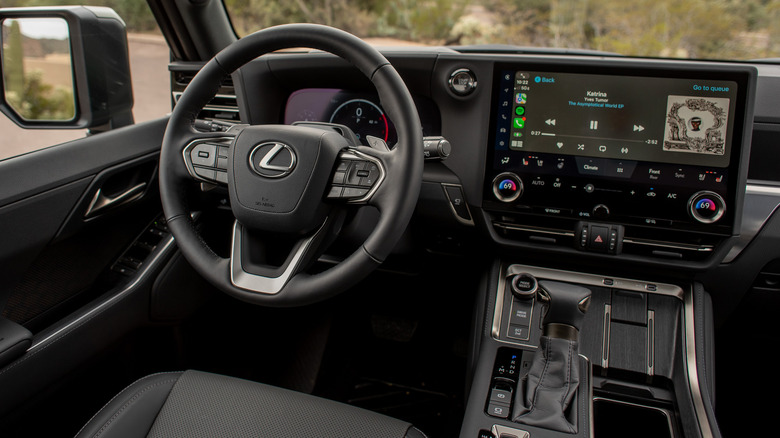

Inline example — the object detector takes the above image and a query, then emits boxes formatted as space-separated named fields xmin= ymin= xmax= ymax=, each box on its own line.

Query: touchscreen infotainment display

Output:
xmin=487 ymin=63 xmax=753 ymax=235
xmin=494 ymin=71 xmax=737 ymax=168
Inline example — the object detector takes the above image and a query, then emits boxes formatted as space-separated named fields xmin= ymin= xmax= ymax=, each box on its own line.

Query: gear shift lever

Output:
xmin=512 ymin=279 xmax=592 ymax=433
xmin=537 ymin=280 xmax=591 ymax=339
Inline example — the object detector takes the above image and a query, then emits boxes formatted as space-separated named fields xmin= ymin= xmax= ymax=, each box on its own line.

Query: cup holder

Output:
xmin=593 ymin=397 xmax=675 ymax=438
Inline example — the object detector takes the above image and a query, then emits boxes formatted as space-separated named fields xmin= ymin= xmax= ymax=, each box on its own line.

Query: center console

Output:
xmin=482 ymin=62 xmax=755 ymax=264
xmin=460 ymin=262 xmax=713 ymax=438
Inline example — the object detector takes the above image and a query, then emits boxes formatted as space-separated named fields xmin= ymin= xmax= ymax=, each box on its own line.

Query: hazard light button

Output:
xmin=576 ymin=222 xmax=624 ymax=254
xmin=589 ymin=226 xmax=610 ymax=251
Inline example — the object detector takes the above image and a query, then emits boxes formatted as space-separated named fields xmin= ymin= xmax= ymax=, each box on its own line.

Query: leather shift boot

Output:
xmin=512 ymin=335 xmax=580 ymax=433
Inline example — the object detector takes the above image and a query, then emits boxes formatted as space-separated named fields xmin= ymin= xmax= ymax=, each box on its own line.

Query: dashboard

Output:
xmin=229 ymin=50 xmax=777 ymax=273
xmin=165 ymin=42 xmax=780 ymax=438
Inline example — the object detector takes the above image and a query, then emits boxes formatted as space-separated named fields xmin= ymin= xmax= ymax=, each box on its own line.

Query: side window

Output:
xmin=0 ymin=27 xmax=170 ymax=161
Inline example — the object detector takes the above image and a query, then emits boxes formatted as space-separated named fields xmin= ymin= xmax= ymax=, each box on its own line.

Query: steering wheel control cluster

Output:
xmin=326 ymin=154 xmax=384 ymax=201
xmin=183 ymin=138 xmax=232 ymax=185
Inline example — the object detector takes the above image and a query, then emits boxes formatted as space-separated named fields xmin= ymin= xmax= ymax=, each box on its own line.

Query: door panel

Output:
xmin=0 ymin=117 xmax=168 ymax=329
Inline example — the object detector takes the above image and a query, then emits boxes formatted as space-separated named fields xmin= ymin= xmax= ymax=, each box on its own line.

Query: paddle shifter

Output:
xmin=512 ymin=279 xmax=592 ymax=433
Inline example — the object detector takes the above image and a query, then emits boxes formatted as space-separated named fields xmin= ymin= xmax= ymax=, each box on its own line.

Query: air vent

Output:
xmin=172 ymin=68 xmax=240 ymax=123
xmin=172 ymin=91 xmax=240 ymax=123
xmin=621 ymin=236 xmax=714 ymax=261
xmin=174 ymin=72 xmax=234 ymax=88
xmin=491 ymin=212 xmax=722 ymax=262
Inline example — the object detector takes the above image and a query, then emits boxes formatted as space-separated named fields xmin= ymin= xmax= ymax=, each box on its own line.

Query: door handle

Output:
xmin=84 ymin=182 xmax=147 ymax=218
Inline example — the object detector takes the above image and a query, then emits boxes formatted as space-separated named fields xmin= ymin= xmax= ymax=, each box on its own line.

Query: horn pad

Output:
xmin=228 ymin=125 xmax=346 ymax=234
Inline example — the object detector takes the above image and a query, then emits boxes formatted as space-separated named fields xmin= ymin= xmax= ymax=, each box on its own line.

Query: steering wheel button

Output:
xmin=345 ymin=167 xmax=363 ymax=185
xmin=217 ymin=146 xmax=229 ymax=158
xmin=216 ymin=157 xmax=229 ymax=170
xmin=191 ymin=143 xmax=217 ymax=167
xmin=336 ymin=161 xmax=350 ymax=172
xmin=332 ymin=171 xmax=346 ymax=184
xmin=215 ymin=171 xmax=228 ymax=184
xmin=194 ymin=167 xmax=216 ymax=181
xmin=342 ymin=187 xmax=369 ymax=198
xmin=327 ymin=186 xmax=344 ymax=199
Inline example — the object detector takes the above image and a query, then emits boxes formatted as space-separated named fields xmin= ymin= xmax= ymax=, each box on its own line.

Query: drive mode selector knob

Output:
xmin=511 ymin=273 xmax=538 ymax=300
xmin=492 ymin=172 xmax=523 ymax=203
xmin=688 ymin=191 xmax=726 ymax=224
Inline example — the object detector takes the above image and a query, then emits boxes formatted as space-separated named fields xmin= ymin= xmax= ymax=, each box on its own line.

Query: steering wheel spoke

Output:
xmin=229 ymin=219 xmax=332 ymax=295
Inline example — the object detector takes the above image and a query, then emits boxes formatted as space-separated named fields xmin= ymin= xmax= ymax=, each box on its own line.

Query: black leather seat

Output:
xmin=75 ymin=370 xmax=427 ymax=438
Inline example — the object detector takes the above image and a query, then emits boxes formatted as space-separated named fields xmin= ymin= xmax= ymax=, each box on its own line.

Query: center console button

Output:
xmin=593 ymin=204 xmax=610 ymax=218
xmin=589 ymin=226 xmax=610 ymax=251
xmin=634 ymin=216 xmax=673 ymax=227
xmin=507 ymin=324 xmax=530 ymax=340
xmin=509 ymin=301 xmax=533 ymax=326
xmin=577 ymin=222 xmax=624 ymax=254
xmin=489 ymin=388 xmax=512 ymax=404
xmin=510 ymin=273 xmax=537 ymax=299
xmin=487 ymin=403 xmax=510 ymax=419
xmin=492 ymin=172 xmax=523 ymax=203
xmin=688 ymin=191 xmax=726 ymax=224
xmin=533 ymin=206 xmax=572 ymax=216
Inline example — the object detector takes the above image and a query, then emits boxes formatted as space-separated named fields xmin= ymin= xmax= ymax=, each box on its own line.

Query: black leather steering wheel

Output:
xmin=159 ymin=24 xmax=423 ymax=306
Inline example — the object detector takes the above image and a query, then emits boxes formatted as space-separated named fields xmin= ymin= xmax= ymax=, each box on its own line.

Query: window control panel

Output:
xmin=111 ymin=216 xmax=170 ymax=276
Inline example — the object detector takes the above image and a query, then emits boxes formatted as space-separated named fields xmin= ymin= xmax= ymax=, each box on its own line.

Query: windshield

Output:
xmin=225 ymin=0 xmax=780 ymax=61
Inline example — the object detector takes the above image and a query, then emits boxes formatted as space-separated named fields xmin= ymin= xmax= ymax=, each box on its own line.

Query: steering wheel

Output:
xmin=159 ymin=24 xmax=423 ymax=306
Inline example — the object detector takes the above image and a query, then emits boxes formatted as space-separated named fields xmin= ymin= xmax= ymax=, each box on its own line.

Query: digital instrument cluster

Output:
xmin=284 ymin=88 xmax=440 ymax=147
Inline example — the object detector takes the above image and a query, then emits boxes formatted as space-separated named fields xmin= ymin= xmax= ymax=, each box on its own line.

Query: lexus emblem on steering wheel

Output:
xmin=249 ymin=142 xmax=297 ymax=178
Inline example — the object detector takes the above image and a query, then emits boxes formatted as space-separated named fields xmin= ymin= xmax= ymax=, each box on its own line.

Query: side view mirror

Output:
xmin=0 ymin=6 xmax=133 ymax=131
